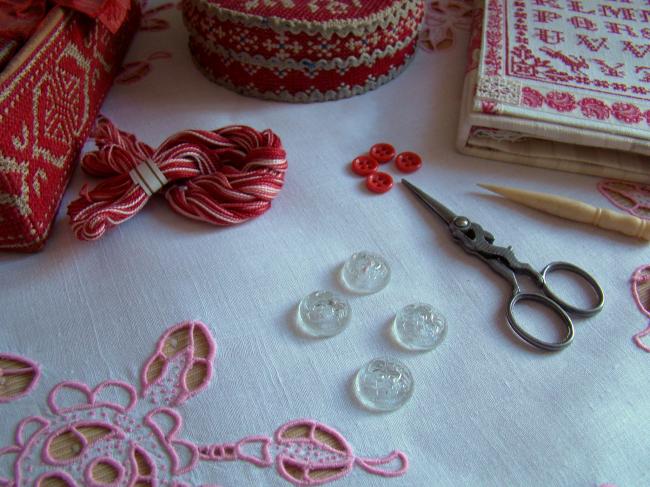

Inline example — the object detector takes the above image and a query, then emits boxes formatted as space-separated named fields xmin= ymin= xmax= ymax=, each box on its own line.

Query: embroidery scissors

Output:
xmin=402 ymin=179 xmax=604 ymax=352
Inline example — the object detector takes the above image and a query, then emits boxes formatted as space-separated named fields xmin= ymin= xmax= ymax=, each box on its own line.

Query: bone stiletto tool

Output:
xmin=478 ymin=183 xmax=650 ymax=242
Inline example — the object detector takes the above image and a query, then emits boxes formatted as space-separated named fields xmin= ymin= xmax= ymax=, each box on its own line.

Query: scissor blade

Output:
xmin=401 ymin=179 xmax=457 ymax=225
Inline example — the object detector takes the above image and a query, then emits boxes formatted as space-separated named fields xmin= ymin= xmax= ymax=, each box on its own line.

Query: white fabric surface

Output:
xmin=1 ymin=3 xmax=649 ymax=486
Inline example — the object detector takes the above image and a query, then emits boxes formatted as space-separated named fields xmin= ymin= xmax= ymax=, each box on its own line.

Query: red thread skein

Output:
xmin=67 ymin=116 xmax=288 ymax=240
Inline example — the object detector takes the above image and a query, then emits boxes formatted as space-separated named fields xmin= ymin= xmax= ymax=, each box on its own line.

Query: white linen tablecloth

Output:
xmin=1 ymin=2 xmax=648 ymax=486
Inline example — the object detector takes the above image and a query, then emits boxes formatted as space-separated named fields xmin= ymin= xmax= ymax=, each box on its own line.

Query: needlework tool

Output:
xmin=402 ymin=179 xmax=604 ymax=352
xmin=479 ymin=183 xmax=650 ymax=241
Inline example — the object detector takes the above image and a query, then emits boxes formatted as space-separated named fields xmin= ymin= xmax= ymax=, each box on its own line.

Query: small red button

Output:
xmin=366 ymin=171 xmax=393 ymax=194
xmin=369 ymin=143 xmax=396 ymax=164
xmin=351 ymin=155 xmax=379 ymax=176
xmin=395 ymin=151 xmax=422 ymax=173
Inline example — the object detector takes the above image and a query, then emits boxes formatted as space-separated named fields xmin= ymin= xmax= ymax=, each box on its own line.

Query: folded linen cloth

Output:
xmin=457 ymin=0 xmax=650 ymax=182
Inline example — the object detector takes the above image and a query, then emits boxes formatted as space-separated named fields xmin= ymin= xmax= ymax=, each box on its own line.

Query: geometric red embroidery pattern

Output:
xmin=479 ymin=1 xmax=650 ymax=125
xmin=182 ymin=0 xmax=424 ymax=102
xmin=0 ymin=5 xmax=140 ymax=252
xmin=519 ymin=86 xmax=650 ymax=124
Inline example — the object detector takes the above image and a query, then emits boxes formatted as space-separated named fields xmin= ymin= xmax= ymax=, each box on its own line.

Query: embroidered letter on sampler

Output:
xmin=458 ymin=0 xmax=650 ymax=182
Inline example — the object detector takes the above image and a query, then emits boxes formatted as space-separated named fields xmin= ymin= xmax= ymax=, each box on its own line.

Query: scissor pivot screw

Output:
xmin=453 ymin=217 xmax=470 ymax=229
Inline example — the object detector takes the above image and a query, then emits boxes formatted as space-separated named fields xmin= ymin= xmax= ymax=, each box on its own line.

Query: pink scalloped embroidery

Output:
xmin=141 ymin=320 xmax=216 ymax=406
xmin=633 ymin=324 xmax=650 ymax=353
xmin=0 ymin=321 xmax=409 ymax=485
xmin=129 ymin=443 xmax=158 ymax=486
xmin=598 ymin=180 xmax=650 ymax=220
xmin=42 ymin=421 xmax=125 ymax=466
xmin=140 ymin=2 xmax=174 ymax=31
xmin=631 ymin=265 xmax=650 ymax=318
xmin=419 ymin=0 xmax=474 ymax=52
xmin=35 ymin=471 xmax=77 ymax=486
xmin=84 ymin=456 xmax=126 ymax=486
xmin=116 ymin=51 xmax=172 ymax=84
xmin=199 ymin=418 xmax=408 ymax=486
xmin=0 ymin=354 xmax=40 ymax=404
xmin=631 ymin=265 xmax=650 ymax=353
xmin=144 ymin=407 xmax=200 ymax=475
xmin=48 ymin=380 xmax=138 ymax=414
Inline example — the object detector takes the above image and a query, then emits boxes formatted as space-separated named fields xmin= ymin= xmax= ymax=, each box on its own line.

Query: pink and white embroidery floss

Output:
xmin=67 ymin=116 xmax=288 ymax=240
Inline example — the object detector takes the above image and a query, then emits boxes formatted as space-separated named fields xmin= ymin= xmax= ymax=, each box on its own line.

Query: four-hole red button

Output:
xmin=366 ymin=171 xmax=394 ymax=194
xmin=369 ymin=143 xmax=396 ymax=164
xmin=395 ymin=151 xmax=422 ymax=173
xmin=351 ymin=155 xmax=379 ymax=176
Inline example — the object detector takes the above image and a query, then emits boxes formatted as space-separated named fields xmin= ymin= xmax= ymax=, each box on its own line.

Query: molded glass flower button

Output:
xmin=297 ymin=291 xmax=351 ymax=337
xmin=339 ymin=251 xmax=391 ymax=294
xmin=353 ymin=357 xmax=414 ymax=412
xmin=392 ymin=303 xmax=447 ymax=351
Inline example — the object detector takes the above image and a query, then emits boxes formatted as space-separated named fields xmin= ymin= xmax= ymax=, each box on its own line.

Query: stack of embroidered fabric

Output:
xmin=457 ymin=0 xmax=650 ymax=182
xmin=182 ymin=0 xmax=424 ymax=102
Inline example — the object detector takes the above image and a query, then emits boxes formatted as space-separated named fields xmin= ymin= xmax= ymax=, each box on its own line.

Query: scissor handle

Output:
xmin=540 ymin=261 xmax=604 ymax=317
xmin=507 ymin=293 xmax=575 ymax=352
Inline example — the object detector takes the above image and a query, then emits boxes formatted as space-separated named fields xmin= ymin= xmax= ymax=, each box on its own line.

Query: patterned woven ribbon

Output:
xmin=67 ymin=116 xmax=288 ymax=241
xmin=0 ymin=0 xmax=130 ymax=40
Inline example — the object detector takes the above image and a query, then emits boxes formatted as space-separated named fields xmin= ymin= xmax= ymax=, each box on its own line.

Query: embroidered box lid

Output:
xmin=182 ymin=0 xmax=424 ymax=102
xmin=193 ymin=0 xmax=418 ymax=36
xmin=473 ymin=0 xmax=650 ymax=140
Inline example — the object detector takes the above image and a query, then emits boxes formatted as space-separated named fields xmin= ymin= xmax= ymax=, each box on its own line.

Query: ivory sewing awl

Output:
xmin=478 ymin=183 xmax=650 ymax=241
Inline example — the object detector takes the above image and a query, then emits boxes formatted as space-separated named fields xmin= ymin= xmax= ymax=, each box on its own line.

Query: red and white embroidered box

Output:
xmin=458 ymin=0 xmax=650 ymax=182
xmin=0 ymin=3 xmax=140 ymax=252
xmin=182 ymin=0 xmax=424 ymax=102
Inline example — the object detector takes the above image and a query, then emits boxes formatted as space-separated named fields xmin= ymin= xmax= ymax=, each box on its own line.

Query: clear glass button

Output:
xmin=297 ymin=291 xmax=351 ymax=338
xmin=339 ymin=251 xmax=391 ymax=294
xmin=392 ymin=303 xmax=447 ymax=351
xmin=353 ymin=357 xmax=413 ymax=412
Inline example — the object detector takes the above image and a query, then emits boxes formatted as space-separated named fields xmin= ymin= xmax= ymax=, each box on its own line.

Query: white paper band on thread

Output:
xmin=129 ymin=160 xmax=168 ymax=196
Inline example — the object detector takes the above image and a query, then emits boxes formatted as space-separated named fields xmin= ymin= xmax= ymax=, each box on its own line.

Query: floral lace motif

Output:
xmin=116 ymin=51 xmax=172 ymax=84
xmin=599 ymin=183 xmax=650 ymax=353
xmin=0 ymin=354 xmax=40 ymax=404
xmin=476 ymin=76 xmax=521 ymax=105
xmin=419 ymin=0 xmax=474 ymax=52
xmin=598 ymin=180 xmax=650 ymax=220
xmin=631 ymin=266 xmax=650 ymax=353
xmin=116 ymin=3 xmax=174 ymax=84
xmin=0 ymin=321 xmax=408 ymax=485
xmin=140 ymin=2 xmax=175 ymax=31
xmin=469 ymin=126 xmax=528 ymax=143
